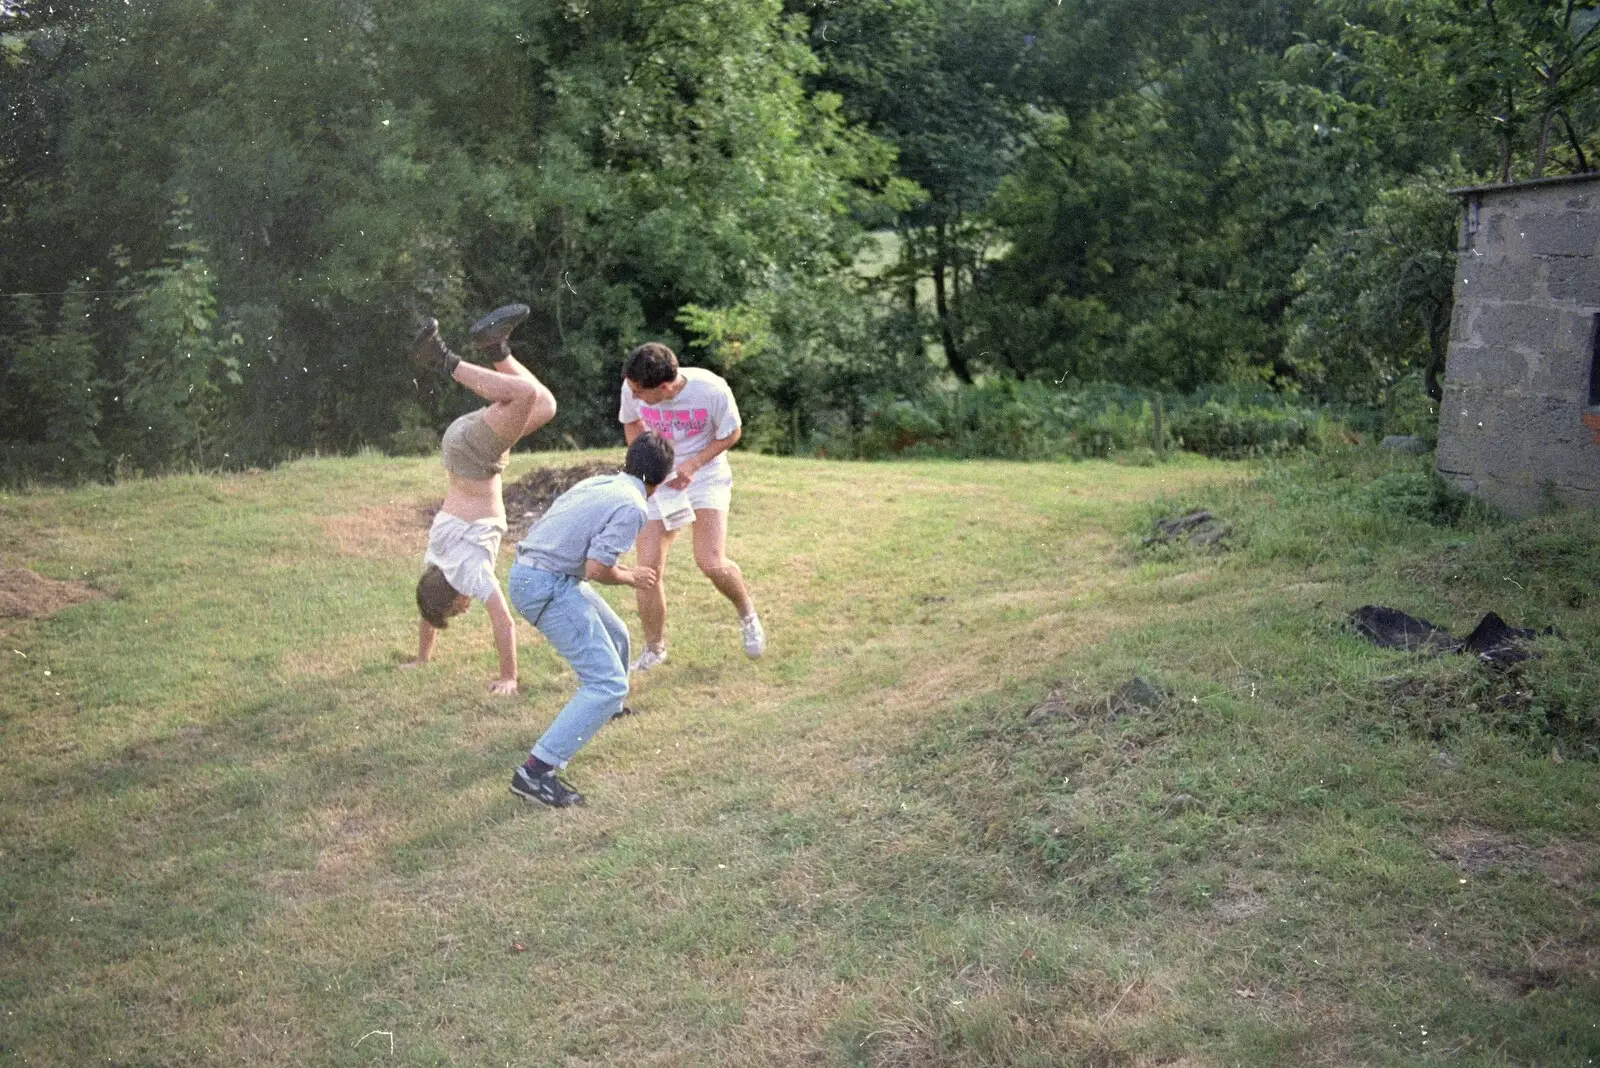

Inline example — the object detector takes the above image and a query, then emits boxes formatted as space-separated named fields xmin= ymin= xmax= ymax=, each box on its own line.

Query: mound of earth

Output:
xmin=501 ymin=461 xmax=620 ymax=540
xmin=0 ymin=568 xmax=104 ymax=619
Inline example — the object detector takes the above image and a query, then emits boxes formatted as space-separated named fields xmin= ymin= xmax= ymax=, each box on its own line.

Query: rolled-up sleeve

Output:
xmin=714 ymin=382 xmax=741 ymax=439
xmin=587 ymin=506 xmax=646 ymax=567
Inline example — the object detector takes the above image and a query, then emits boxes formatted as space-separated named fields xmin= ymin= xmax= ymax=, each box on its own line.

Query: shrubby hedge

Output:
xmin=790 ymin=379 xmax=1333 ymax=462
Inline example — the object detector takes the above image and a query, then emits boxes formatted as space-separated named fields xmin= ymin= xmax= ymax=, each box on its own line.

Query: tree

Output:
xmin=1326 ymin=0 xmax=1599 ymax=181
xmin=1284 ymin=170 xmax=1464 ymax=408
xmin=798 ymin=0 xmax=1035 ymax=382
xmin=967 ymin=0 xmax=1395 ymax=389
xmin=2 ymin=0 xmax=898 ymax=475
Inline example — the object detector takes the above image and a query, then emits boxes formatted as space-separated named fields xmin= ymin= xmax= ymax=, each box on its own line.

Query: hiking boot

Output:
xmin=509 ymin=765 xmax=584 ymax=808
xmin=469 ymin=303 xmax=531 ymax=355
xmin=629 ymin=644 xmax=668 ymax=673
xmin=409 ymin=317 xmax=460 ymax=375
xmin=740 ymin=612 xmax=766 ymax=660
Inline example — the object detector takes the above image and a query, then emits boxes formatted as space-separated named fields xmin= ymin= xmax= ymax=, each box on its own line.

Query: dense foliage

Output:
xmin=2 ymin=0 xmax=1596 ymax=482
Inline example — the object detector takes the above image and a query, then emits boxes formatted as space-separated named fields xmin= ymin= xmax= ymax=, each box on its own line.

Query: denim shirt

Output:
xmin=514 ymin=473 xmax=648 ymax=578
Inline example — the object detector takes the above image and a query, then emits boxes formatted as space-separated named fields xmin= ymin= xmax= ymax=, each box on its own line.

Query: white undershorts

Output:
xmin=646 ymin=465 xmax=733 ymax=529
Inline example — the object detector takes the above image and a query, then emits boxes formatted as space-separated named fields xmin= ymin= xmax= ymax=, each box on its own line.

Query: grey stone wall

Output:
xmin=1437 ymin=176 xmax=1600 ymax=517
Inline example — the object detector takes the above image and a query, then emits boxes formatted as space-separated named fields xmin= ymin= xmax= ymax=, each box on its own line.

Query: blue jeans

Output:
xmin=507 ymin=563 xmax=632 ymax=768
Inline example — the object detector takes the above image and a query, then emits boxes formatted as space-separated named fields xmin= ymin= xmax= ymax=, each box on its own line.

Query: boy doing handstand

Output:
xmin=406 ymin=304 xmax=556 ymax=695
xmin=506 ymin=430 xmax=674 ymax=807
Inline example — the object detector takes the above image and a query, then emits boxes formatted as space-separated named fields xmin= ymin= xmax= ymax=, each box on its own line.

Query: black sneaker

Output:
xmin=613 ymin=704 xmax=639 ymax=719
xmin=509 ymin=765 xmax=584 ymax=808
xmin=469 ymin=303 xmax=530 ymax=353
xmin=409 ymin=317 xmax=460 ymax=375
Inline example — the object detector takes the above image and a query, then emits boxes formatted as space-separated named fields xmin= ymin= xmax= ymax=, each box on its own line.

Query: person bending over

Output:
xmin=406 ymin=304 xmax=556 ymax=695
xmin=618 ymin=342 xmax=764 ymax=672
xmin=506 ymin=430 xmax=675 ymax=807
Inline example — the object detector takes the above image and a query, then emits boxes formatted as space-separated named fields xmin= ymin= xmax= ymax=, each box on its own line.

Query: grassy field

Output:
xmin=1 ymin=448 xmax=1596 ymax=1066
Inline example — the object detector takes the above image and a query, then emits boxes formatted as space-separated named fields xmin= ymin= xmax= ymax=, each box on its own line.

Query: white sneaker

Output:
xmin=739 ymin=613 xmax=766 ymax=659
xmin=630 ymin=644 xmax=668 ymax=673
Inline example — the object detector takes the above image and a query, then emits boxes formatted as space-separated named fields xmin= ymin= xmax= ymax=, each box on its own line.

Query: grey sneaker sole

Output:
xmin=469 ymin=303 xmax=531 ymax=349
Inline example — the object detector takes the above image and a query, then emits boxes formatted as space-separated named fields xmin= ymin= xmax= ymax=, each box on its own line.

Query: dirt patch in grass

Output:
xmin=1432 ymin=826 xmax=1599 ymax=891
xmin=323 ymin=462 xmax=618 ymax=558
xmin=319 ymin=502 xmax=433 ymax=560
xmin=502 ymin=461 xmax=619 ymax=540
xmin=1211 ymin=873 xmax=1271 ymax=923
xmin=1433 ymin=826 xmax=1528 ymax=874
xmin=311 ymin=805 xmax=385 ymax=876
xmin=1026 ymin=676 xmax=1169 ymax=727
xmin=1487 ymin=938 xmax=1600 ymax=997
xmin=0 ymin=567 xmax=104 ymax=619
xmin=322 ymin=456 xmax=622 ymax=561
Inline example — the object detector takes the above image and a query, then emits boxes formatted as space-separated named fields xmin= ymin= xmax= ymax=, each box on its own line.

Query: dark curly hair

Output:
xmin=623 ymin=342 xmax=679 ymax=389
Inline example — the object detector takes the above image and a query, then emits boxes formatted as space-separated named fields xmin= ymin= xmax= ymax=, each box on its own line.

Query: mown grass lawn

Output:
xmin=1 ymin=448 xmax=1595 ymax=1067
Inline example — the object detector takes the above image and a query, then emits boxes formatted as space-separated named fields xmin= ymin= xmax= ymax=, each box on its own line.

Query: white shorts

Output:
xmin=647 ymin=465 xmax=733 ymax=529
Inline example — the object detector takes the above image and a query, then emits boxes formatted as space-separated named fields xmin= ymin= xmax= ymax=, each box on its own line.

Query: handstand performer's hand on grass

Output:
xmin=407 ymin=303 xmax=556 ymax=695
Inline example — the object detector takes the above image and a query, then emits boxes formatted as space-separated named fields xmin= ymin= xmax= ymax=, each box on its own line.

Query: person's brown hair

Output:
xmin=416 ymin=564 xmax=461 ymax=628
xmin=623 ymin=342 xmax=679 ymax=389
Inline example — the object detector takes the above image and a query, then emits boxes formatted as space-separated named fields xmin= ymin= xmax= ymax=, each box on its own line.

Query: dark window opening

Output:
xmin=1591 ymin=314 xmax=1600 ymax=407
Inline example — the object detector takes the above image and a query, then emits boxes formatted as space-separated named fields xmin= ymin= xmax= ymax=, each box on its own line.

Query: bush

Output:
xmin=802 ymin=381 xmax=1335 ymax=462
xmin=1167 ymin=400 xmax=1311 ymax=458
xmin=849 ymin=380 xmax=1160 ymax=460
xmin=1360 ymin=469 xmax=1479 ymax=526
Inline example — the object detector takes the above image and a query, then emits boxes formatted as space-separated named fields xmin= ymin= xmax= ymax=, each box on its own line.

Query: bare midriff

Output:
xmin=440 ymin=473 xmax=506 ymax=526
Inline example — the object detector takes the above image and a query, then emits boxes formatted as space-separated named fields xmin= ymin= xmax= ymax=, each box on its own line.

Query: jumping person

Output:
xmin=506 ymin=430 xmax=675 ymax=807
xmin=405 ymin=304 xmax=556 ymax=695
xmin=619 ymin=342 xmax=764 ymax=672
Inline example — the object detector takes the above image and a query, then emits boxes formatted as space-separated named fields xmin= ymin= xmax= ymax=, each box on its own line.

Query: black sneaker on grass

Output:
xmin=509 ymin=765 xmax=584 ymax=808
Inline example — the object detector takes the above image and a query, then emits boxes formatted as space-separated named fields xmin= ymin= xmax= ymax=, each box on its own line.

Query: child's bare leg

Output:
xmin=467 ymin=304 xmax=556 ymax=440
xmin=412 ymin=311 xmax=555 ymax=443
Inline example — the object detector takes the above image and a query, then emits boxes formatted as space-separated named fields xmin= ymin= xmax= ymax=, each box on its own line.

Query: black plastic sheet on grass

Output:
xmin=1350 ymin=605 xmax=1547 ymax=665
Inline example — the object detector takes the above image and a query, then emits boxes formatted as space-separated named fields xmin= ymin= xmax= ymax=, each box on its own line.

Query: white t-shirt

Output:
xmin=422 ymin=512 xmax=505 ymax=603
xmin=618 ymin=367 xmax=741 ymax=484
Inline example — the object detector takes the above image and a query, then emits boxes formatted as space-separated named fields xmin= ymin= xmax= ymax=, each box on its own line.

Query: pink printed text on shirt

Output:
xmin=640 ymin=408 xmax=709 ymax=439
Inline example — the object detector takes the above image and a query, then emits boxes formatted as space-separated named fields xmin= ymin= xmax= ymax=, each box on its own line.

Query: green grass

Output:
xmin=1 ymin=448 xmax=1595 ymax=1066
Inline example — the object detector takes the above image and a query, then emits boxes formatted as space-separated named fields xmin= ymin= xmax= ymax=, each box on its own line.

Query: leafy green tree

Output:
xmin=3 ymin=0 xmax=897 ymax=474
xmin=110 ymin=205 xmax=240 ymax=474
xmin=969 ymin=0 xmax=1394 ymax=389
xmin=1 ymin=282 xmax=105 ymax=484
xmin=682 ymin=269 xmax=930 ymax=452
xmin=1334 ymin=0 xmax=1600 ymax=180
xmin=1285 ymin=170 xmax=1464 ymax=409
xmin=798 ymin=0 xmax=1034 ymax=382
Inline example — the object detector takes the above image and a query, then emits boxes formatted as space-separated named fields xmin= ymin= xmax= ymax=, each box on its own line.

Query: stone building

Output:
xmin=1436 ymin=173 xmax=1600 ymax=516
